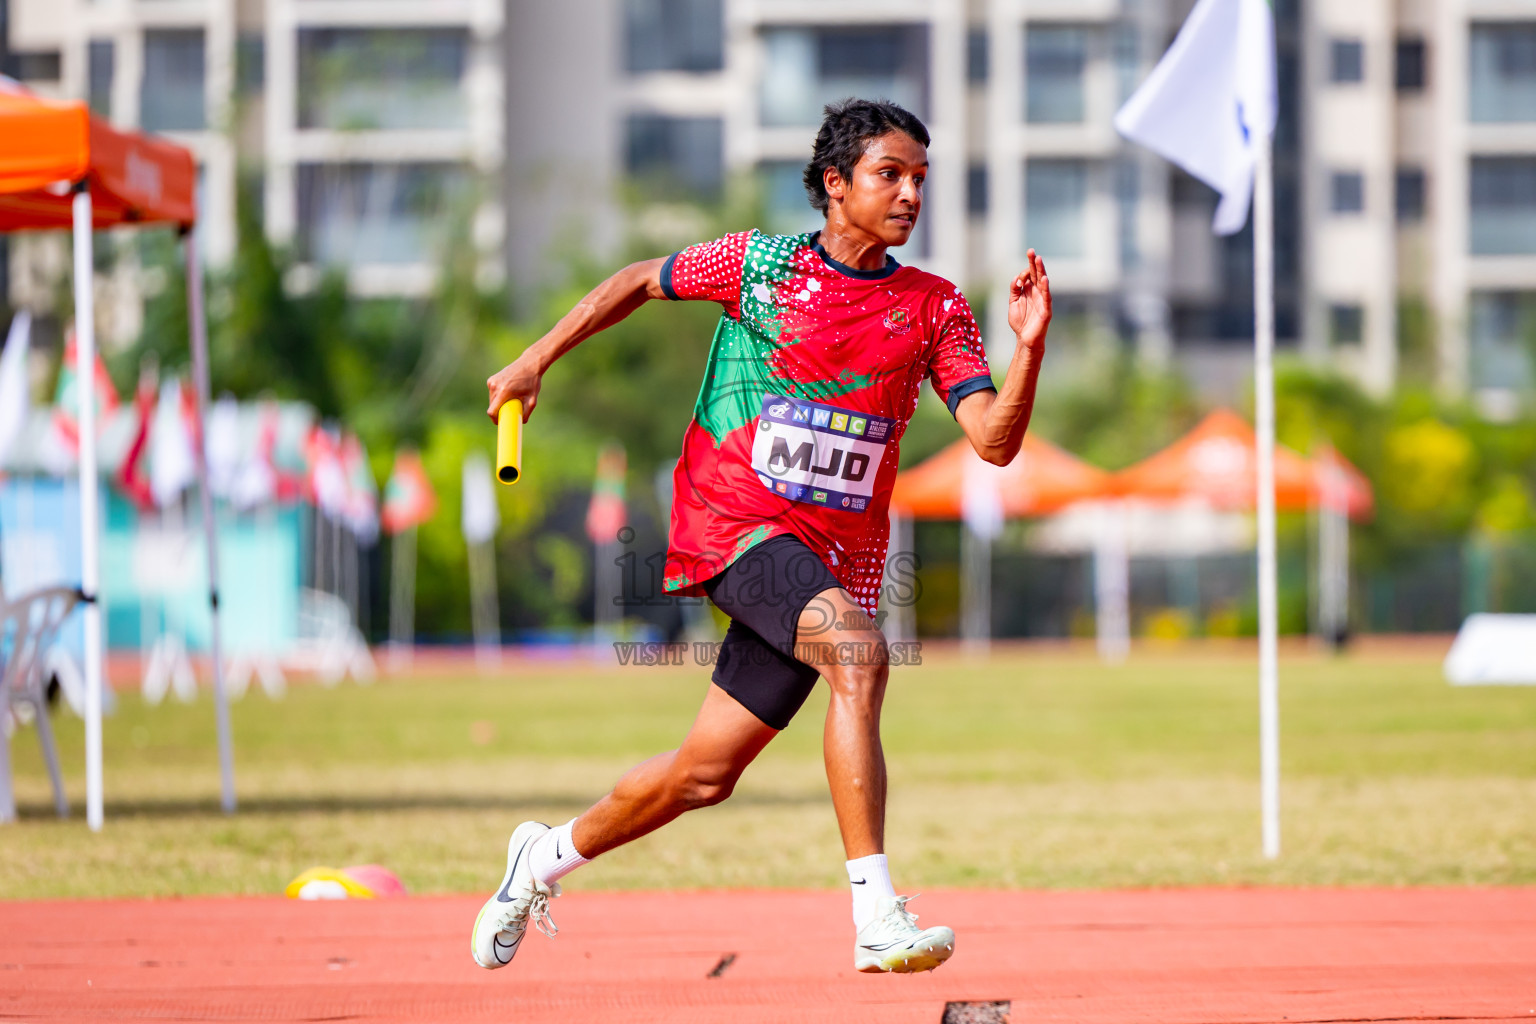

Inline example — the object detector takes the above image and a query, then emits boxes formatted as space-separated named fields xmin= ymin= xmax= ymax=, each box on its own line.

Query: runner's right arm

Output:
xmin=485 ymin=258 xmax=669 ymax=423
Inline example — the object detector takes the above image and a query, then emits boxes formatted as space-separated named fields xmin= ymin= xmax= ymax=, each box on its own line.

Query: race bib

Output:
xmin=750 ymin=394 xmax=893 ymax=513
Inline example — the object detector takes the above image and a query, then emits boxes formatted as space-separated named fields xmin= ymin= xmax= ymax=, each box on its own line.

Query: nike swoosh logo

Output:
xmin=851 ymin=878 xmax=867 ymax=885
xmin=496 ymin=835 xmax=534 ymax=903
xmin=555 ymin=837 xmax=562 ymax=860
xmin=861 ymin=940 xmax=906 ymax=952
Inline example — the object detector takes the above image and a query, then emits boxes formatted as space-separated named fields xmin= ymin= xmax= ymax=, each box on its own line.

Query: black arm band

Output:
xmin=659 ymin=253 xmax=681 ymax=301
xmin=945 ymin=375 xmax=999 ymax=417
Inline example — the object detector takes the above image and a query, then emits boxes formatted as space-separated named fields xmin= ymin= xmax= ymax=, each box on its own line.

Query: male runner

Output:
xmin=474 ymin=99 xmax=1051 ymax=975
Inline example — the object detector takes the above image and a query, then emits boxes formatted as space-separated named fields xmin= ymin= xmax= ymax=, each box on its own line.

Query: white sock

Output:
xmin=527 ymin=819 xmax=590 ymax=888
xmin=846 ymin=853 xmax=896 ymax=929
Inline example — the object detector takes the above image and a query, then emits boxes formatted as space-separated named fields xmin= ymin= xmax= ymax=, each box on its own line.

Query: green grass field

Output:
xmin=2 ymin=646 xmax=1534 ymax=900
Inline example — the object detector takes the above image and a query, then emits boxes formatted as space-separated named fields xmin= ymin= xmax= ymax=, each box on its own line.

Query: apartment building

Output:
xmin=1305 ymin=0 xmax=1536 ymax=408
xmin=1424 ymin=1 xmax=1536 ymax=408
xmin=507 ymin=0 xmax=1536 ymax=406
xmin=4 ymin=0 xmax=504 ymax=303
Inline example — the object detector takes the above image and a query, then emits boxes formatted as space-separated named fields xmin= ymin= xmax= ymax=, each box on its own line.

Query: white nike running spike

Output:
xmin=854 ymin=894 xmax=956 ymax=974
xmin=471 ymin=821 xmax=561 ymax=969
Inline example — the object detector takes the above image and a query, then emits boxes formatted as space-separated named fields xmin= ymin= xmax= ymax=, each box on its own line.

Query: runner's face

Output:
xmin=836 ymin=132 xmax=927 ymax=246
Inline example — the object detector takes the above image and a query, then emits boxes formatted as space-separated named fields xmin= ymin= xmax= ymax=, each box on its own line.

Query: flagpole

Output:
xmin=1253 ymin=133 xmax=1280 ymax=860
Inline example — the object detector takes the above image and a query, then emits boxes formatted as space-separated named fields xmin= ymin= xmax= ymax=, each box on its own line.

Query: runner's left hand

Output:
xmin=1007 ymin=249 xmax=1051 ymax=354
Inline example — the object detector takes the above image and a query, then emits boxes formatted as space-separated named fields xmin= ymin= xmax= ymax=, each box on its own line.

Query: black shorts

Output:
xmin=701 ymin=533 xmax=842 ymax=730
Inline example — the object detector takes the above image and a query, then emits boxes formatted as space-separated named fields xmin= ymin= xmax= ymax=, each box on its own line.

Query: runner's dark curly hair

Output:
xmin=802 ymin=99 xmax=930 ymax=214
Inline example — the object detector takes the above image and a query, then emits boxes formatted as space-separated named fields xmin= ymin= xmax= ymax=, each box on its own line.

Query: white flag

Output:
xmin=205 ymin=395 xmax=242 ymax=499
xmin=0 ymin=311 xmax=31 ymax=467
xmin=461 ymin=453 xmax=500 ymax=545
xmin=151 ymin=378 xmax=198 ymax=508
xmin=1114 ymin=0 xmax=1277 ymax=235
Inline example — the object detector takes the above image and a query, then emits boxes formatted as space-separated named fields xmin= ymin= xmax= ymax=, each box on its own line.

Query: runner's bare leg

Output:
xmin=570 ymin=683 xmax=778 ymax=857
xmin=797 ymin=588 xmax=888 ymax=860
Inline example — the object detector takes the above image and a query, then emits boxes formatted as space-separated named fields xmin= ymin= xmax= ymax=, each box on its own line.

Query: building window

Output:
xmin=624 ymin=0 xmax=723 ymax=74
xmin=966 ymin=27 xmax=988 ymax=85
xmin=1330 ymin=39 xmax=1364 ymax=83
xmin=760 ymin=25 xmax=929 ymax=127
xmin=5 ymin=50 xmax=62 ymax=82
xmin=967 ymin=163 xmax=988 ymax=216
xmin=237 ymin=33 xmax=265 ymax=94
xmin=1330 ymin=171 xmax=1365 ymax=214
xmin=1395 ymin=167 xmax=1426 ymax=222
xmin=141 ymin=30 xmax=205 ymax=131
xmin=1025 ymin=159 xmax=1088 ymax=259
xmin=1395 ymin=37 xmax=1426 ymax=91
xmin=1470 ymin=156 xmax=1536 ymax=255
xmin=760 ymin=161 xmax=820 ymax=236
xmin=1026 ymin=25 xmax=1088 ymax=123
xmin=87 ymin=39 xmax=113 ymax=118
xmin=625 ymin=114 xmax=724 ymax=199
xmin=1329 ymin=304 xmax=1364 ymax=345
xmin=1115 ymin=158 xmax=1139 ymax=270
xmin=298 ymin=29 xmax=467 ymax=132
xmin=1470 ymin=23 xmax=1536 ymax=123
xmin=1112 ymin=21 xmax=1140 ymax=103
xmin=296 ymin=162 xmax=468 ymax=266
xmin=1468 ymin=291 xmax=1536 ymax=389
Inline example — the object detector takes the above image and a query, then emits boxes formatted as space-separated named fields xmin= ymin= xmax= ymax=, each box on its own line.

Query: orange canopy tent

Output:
xmin=1110 ymin=409 xmax=1373 ymax=521
xmin=891 ymin=433 xmax=1113 ymax=519
xmin=889 ymin=432 xmax=1112 ymax=655
xmin=0 ymin=77 xmax=234 ymax=828
xmin=0 ymin=80 xmax=195 ymax=229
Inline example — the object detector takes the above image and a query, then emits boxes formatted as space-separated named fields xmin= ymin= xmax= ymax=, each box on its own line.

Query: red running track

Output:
xmin=3 ymin=889 xmax=1534 ymax=1023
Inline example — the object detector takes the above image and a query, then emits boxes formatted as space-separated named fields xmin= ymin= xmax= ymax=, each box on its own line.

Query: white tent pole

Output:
xmin=1337 ymin=494 xmax=1349 ymax=642
xmin=471 ymin=537 xmax=502 ymax=672
xmin=959 ymin=523 xmax=991 ymax=658
xmin=1254 ymin=136 xmax=1281 ymax=860
xmin=72 ymin=187 xmax=105 ymax=832
xmin=184 ymin=228 xmax=236 ymax=815
xmin=1094 ymin=502 xmax=1131 ymax=664
xmin=592 ymin=536 xmax=620 ymax=663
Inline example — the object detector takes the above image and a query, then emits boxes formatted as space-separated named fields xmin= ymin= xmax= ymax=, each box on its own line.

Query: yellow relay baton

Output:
xmin=496 ymin=399 xmax=524 ymax=485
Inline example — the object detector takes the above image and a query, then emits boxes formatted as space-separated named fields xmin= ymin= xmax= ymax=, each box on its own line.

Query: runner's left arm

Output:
xmin=954 ymin=249 xmax=1051 ymax=465
xmin=485 ymin=257 xmax=670 ymax=423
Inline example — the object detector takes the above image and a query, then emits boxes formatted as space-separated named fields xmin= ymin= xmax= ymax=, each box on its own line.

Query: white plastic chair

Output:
xmin=0 ymin=586 xmax=81 ymax=822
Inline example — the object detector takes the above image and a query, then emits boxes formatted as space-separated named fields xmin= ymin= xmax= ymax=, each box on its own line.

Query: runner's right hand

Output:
xmin=487 ymin=350 xmax=543 ymax=424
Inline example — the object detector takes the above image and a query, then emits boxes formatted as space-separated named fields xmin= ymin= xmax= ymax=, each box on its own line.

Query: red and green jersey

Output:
xmin=661 ymin=229 xmax=995 ymax=616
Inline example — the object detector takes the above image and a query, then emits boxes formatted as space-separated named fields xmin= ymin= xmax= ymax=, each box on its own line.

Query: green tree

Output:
xmin=121 ymin=178 xmax=345 ymax=417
